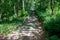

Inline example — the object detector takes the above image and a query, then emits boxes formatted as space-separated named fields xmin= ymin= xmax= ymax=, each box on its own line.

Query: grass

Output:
xmin=0 ymin=17 xmax=25 ymax=35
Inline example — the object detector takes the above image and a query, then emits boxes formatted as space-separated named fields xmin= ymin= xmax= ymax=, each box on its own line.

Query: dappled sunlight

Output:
xmin=0 ymin=0 xmax=60 ymax=40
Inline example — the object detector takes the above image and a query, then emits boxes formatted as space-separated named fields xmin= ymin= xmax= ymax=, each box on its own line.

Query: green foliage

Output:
xmin=35 ymin=0 xmax=60 ymax=39
xmin=0 ymin=0 xmax=60 ymax=39
xmin=0 ymin=0 xmax=29 ymax=22
xmin=48 ymin=35 xmax=60 ymax=40
xmin=0 ymin=0 xmax=30 ymax=35
xmin=44 ymin=14 xmax=60 ymax=36
xmin=0 ymin=20 xmax=22 ymax=35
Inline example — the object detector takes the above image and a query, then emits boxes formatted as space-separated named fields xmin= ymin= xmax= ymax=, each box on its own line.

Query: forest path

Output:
xmin=21 ymin=13 xmax=46 ymax=40
xmin=3 ymin=13 xmax=46 ymax=40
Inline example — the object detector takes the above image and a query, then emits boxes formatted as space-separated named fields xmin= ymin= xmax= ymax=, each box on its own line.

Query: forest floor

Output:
xmin=0 ymin=13 xmax=46 ymax=40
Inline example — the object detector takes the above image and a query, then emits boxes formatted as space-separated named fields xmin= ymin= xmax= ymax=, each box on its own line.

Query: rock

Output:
xmin=0 ymin=33 xmax=4 ymax=40
xmin=5 ymin=32 xmax=22 ymax=40
xmin=22 ymin=36 xmax=30 ymax=40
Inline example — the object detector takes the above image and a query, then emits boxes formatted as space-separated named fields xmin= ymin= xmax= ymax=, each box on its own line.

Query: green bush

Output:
xmin=48 ymin=35 xmax=60 ymax=40
xmin=44 ymin=14 xmax=60 ymax=36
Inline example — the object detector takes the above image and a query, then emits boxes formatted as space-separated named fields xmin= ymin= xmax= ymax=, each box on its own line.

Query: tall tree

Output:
xmin=51 ymin=0 xmax=54 ymax=15
xmin=22 ymin=0 xmax=25 ymax=11
xmin=14 ymin=0 xmax=18 ymax=18
xmin=20 ymin=0 xmax=25 ymax=17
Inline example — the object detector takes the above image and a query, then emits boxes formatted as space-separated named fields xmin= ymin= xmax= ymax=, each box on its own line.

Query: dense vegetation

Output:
xmin=36 ymin=0 xmax=60 ymax=40
xmin=0 ymin=0 xmax=60 ymax=40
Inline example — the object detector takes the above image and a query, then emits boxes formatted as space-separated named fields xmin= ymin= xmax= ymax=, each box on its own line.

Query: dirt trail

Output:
xmin=0 ymin=12 xmax=46 ymax=40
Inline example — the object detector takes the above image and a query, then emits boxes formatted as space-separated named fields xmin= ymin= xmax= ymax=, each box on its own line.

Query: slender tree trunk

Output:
xmin=22 ymin=0 xmax=25 ymax=11
xmin=58 ymin=3 xmax=60 ymax=11
xmin=40 ymin=1 xmax=42 ymax=10
xmin=51 ymin=0 xmax=54 ymax=15
xmin=16 ymin=0 xmax=18 ymax=17
xmin=14 ymin=0 xmax=18 ymax=18
xmin=20 ymin=0 xmax=25 ymax=17
xmin=28 ymin=0 xmax=31 ymax=14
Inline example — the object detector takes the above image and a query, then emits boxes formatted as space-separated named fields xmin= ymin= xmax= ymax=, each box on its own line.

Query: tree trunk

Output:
xmin=20 ymin=0 xmax=25 ymax=17
xmin=14 ymin=0 xmax=18 ymax=18
xmin=22 ymin=0 xmax=25 ymax=11
xmin=51 ymin=0 xmax=54 ymax=15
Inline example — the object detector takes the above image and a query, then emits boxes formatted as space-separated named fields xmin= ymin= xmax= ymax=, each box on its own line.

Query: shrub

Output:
xmin=44 ymin=14 xmax=60 ymax=36
xmin=48 ymin=35 xmax=60 ymax=40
